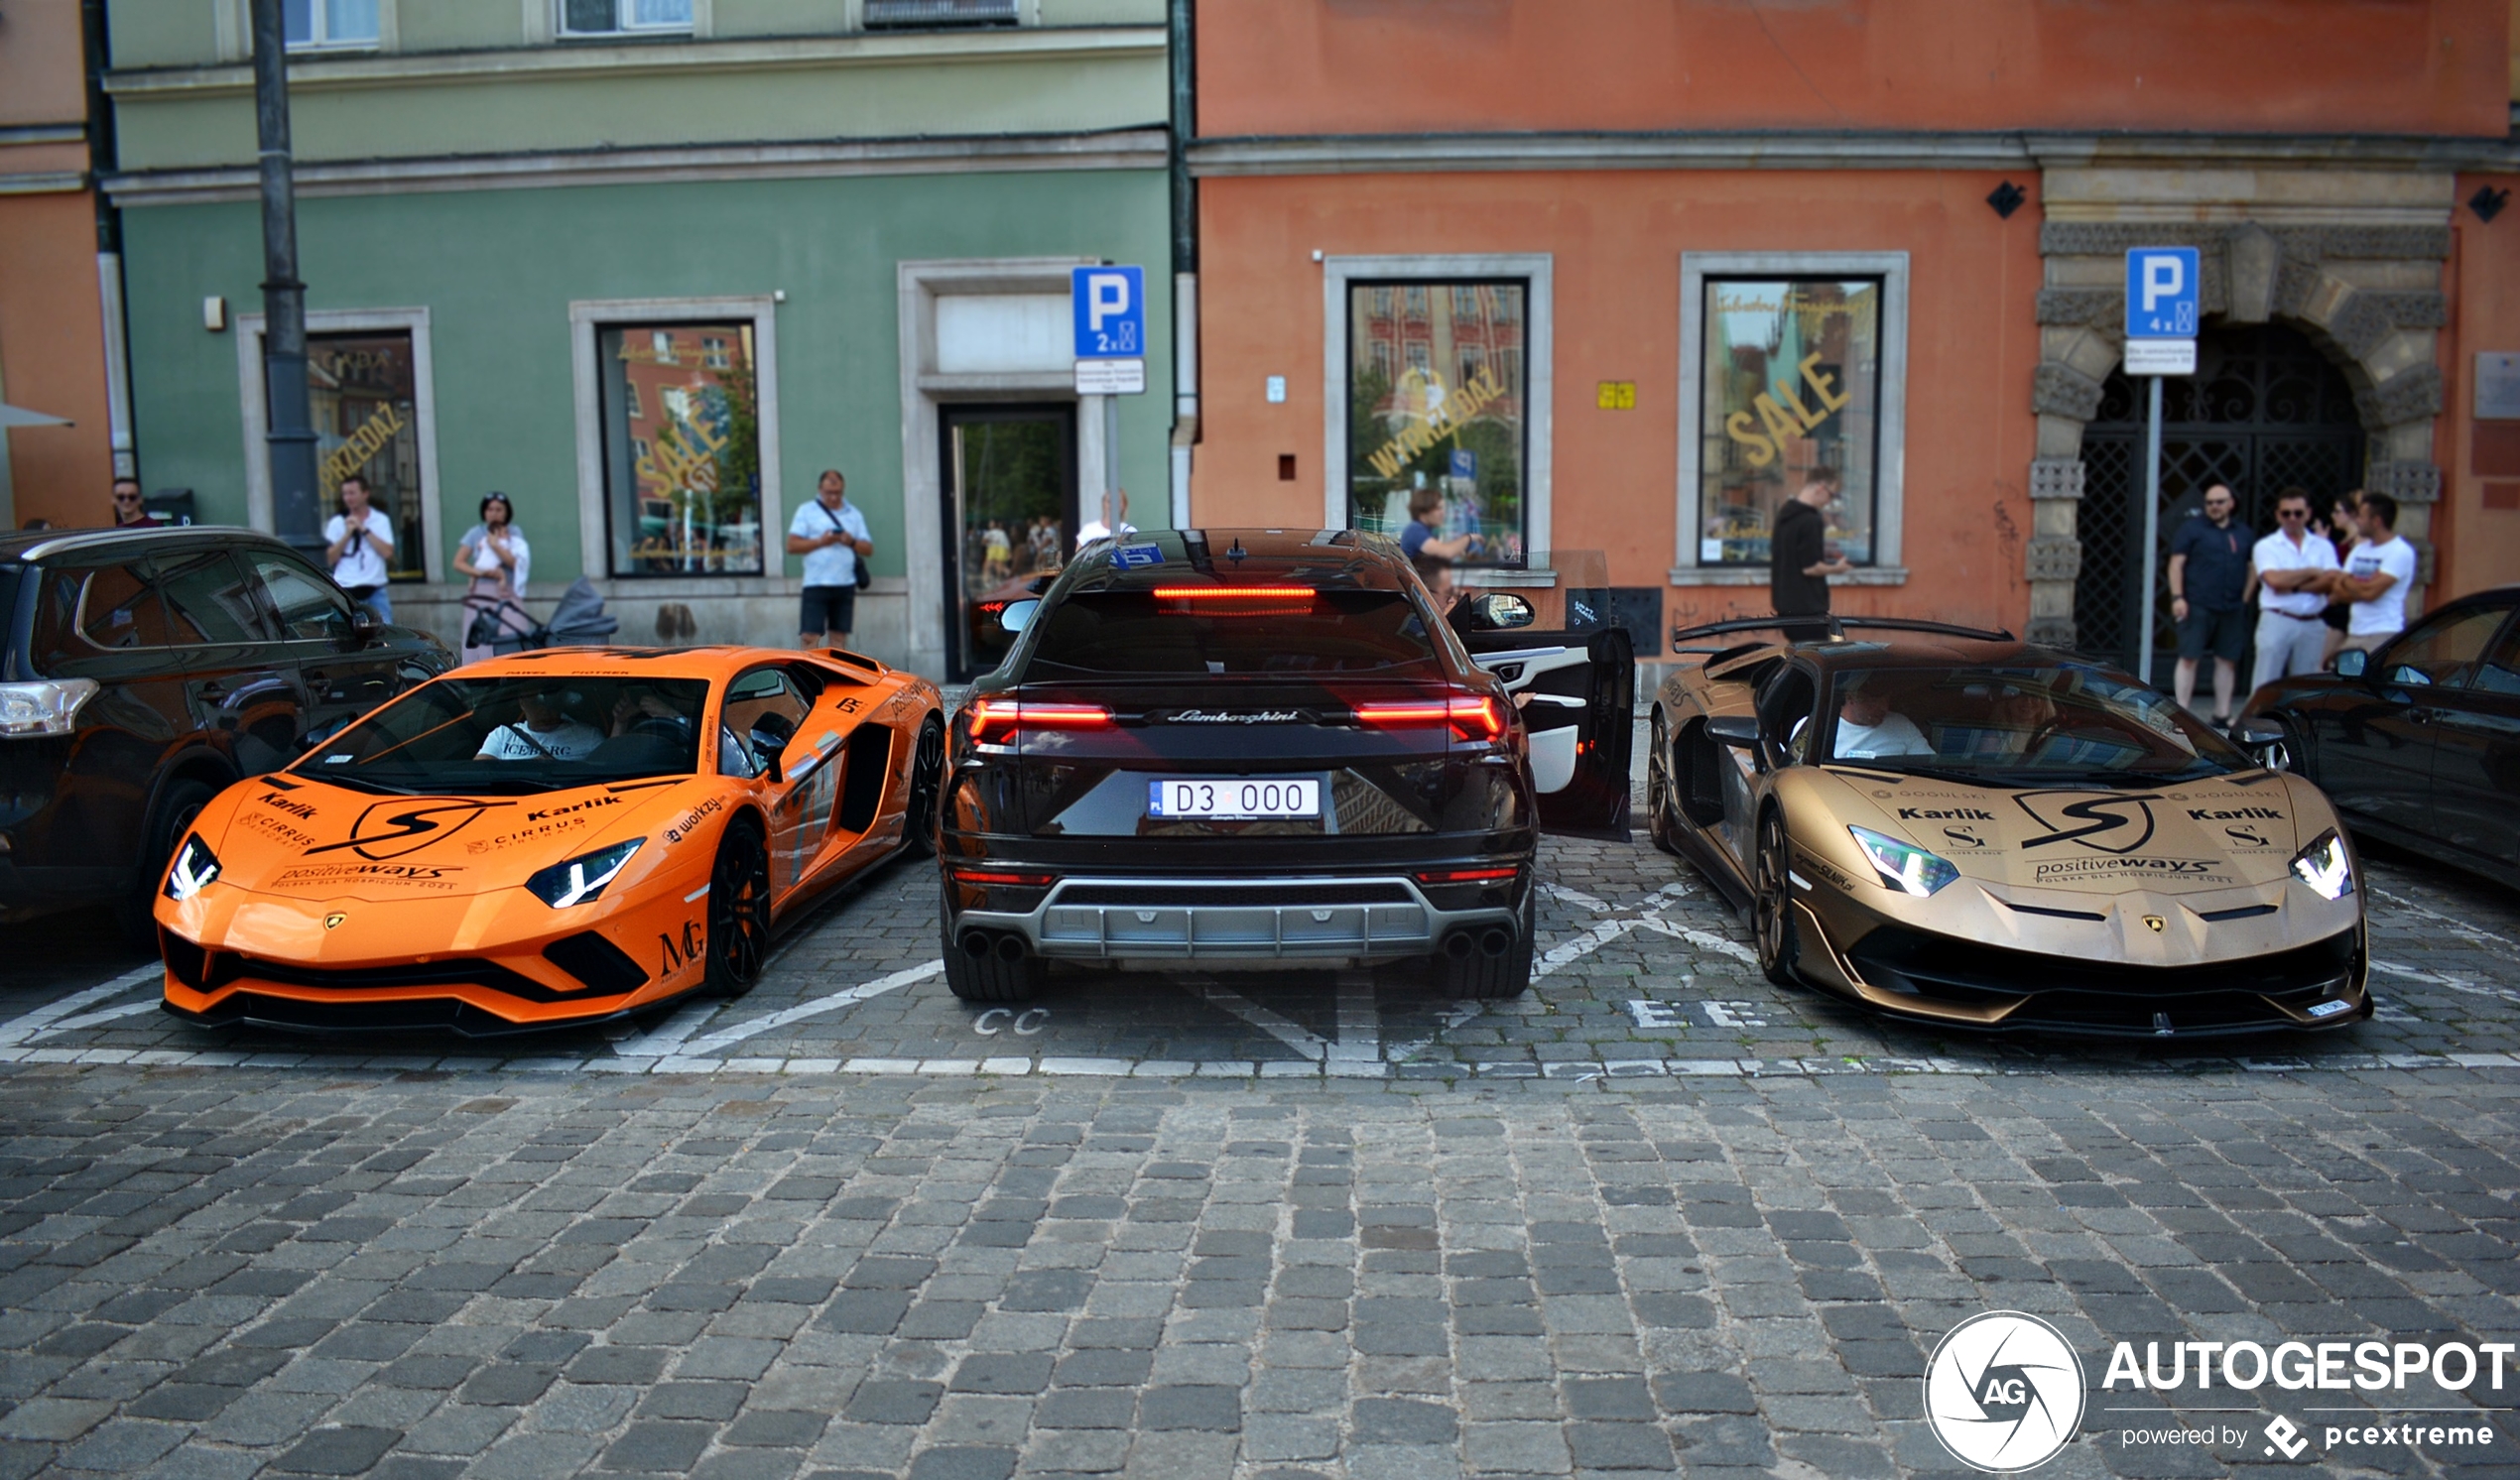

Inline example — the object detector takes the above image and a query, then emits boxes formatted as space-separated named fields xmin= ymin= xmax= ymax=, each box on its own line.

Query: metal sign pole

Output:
xmin=2137 ymin=373 xmax=2164 ymax=686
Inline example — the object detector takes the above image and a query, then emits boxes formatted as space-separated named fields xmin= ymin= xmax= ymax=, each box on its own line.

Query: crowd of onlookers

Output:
xmin=2167 ymin=481 xmax=2412 ymax=723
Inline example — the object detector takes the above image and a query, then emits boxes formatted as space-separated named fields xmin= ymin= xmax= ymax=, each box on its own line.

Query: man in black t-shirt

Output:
xmin=2168 ymin=483 xmax=2251 ymax=723
xmin=1769 ymin=471 xmax=1849 ymax=641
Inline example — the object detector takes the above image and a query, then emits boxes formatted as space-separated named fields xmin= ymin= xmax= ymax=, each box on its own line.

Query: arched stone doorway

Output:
xmin=2021 ymin=221 xmax=2448 ymax=661
xmin=2074 ymin=323 xmax=2366 ymax=671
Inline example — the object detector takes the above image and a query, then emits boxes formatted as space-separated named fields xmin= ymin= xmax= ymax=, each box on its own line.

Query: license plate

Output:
xmin=1147 ymin=778 xmax=1321 ymax=819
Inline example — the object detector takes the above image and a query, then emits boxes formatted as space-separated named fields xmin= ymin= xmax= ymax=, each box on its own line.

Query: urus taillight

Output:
xmin=1354 ymin=691 xmax=1506 ymax=742
xmin=964 ymin=699 xmax=1114 ymax=745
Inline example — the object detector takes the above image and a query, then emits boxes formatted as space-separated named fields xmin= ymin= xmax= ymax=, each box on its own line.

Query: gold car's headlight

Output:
xmin=2289 ymin=827 xmax=2354 ymax=901
xmin=1848 ymin=826 xmax=1959 ymax=898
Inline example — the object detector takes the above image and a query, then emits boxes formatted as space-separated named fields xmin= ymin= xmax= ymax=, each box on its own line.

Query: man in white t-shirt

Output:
xmin=322 ymin=474 xmax=395 ymax=624
xmin=2245 ymin=487 xmax=2338 ymax=691
xmin=2319 ymin=492 xmax=2417 ymax=656
xmin=476 ymin=689 xmax=606 ymax=762
xmin=1830 ymin=684 xmax=1933 ymax=760
xmin=785 ymin=469 xmax=873 ymax=650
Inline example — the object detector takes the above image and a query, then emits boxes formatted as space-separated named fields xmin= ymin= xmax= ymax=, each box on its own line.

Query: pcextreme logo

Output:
xmin=1924 ymin=1311 xmax=2087 ymax=1472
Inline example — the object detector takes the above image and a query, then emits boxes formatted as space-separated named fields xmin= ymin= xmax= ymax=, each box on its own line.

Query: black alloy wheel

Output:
xmin=123 ymin=777 xmax=218 ymax=947
xmin=902 ymin=717 xmax=945 ymax=859
xmin=705 ymin=819 xmax=772 ymax=998
xmin=1753 ymin=806 xmax=1803 ymax=990
xmin=1646 ymin=713 xmax=1680 ymax=855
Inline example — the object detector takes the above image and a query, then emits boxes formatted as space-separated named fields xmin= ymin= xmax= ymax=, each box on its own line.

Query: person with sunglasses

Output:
xmin=2245 ymin=486 xmax=2337 ymax=695
xmin=2167 ymin=483 xmax=2250 ymax=725
xmin=108 ymin=476 xmax=161 ymax=529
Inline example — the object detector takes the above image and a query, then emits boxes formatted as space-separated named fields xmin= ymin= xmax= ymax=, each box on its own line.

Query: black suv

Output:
xmin=0 ymin=526 xmax=450 ymax=931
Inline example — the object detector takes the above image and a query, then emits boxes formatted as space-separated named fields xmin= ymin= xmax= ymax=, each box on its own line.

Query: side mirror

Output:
xmin=1704 ymin=715 xmax=1761 ymax=749
xmin=1460 ymin=593 xmax=1535 ymax=632
xmin=2232 ymin=718 xmax=2285 ymax=748
xmin=999 ymin=598 xmax=1041 ymax=636
xmin=348 ymin=606 xmax=379 ymax=646
xmin=298 ymin=717 xmax=352 ymax=754
xmin=2332 ymin=649 xmax=2368 ymax=678
xmin=749 ymin=716 xmax=794 ymax=785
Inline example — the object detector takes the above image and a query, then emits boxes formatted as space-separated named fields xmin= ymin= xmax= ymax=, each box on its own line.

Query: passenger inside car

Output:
xmin=476 ymin=687 xmax=607 ymax=761
xmin=1829 ymin=679 xmax=1934 ymax=759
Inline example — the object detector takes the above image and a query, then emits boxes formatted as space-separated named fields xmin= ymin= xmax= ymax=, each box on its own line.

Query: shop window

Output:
xmin=598 ymin=321 xmax=764 ymax=576
xmin=865 ymin=0 xmax=1019 ymax=27
xmin=308 ymin=331 xmax=427 ymax=584
xmin=1346 ymin=278 xmax=1530 ymax=563
xmin=1695 ymin=276 xmax=1884 ymax=568
xmin=561 ymin=0 xmax=692 ymax=34
xmin=286 ymin=0 xmax=379 ymax=49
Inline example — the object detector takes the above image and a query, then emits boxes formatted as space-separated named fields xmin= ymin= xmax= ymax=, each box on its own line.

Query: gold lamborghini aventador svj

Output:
xmin=1647 ymin=619 xmax=2369 ymax=1038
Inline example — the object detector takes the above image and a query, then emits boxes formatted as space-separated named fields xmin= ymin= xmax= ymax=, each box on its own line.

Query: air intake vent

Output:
xmin=542 ymin=932 xmax=650 ymax=995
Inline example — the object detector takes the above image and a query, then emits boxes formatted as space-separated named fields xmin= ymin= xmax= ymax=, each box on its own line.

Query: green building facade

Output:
xmin=104 ymin=0 xmax=1173 ymax=678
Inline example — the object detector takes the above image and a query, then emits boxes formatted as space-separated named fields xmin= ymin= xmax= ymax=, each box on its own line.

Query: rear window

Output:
xmin=1022 ymin=587 xmax=1442 ymax=677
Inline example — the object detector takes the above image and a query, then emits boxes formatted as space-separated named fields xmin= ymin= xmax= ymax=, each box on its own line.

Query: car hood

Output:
xmin=204 ymin=774 xmax=697 ymax=901
xmin=1819 ymin=768 xmax=2324 ymax=895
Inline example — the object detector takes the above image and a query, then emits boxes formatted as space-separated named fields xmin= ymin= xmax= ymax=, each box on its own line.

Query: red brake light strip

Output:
xmin=1150 ymin=586 xmax=1318 ymax=599
xmin=966 ymin=698 xmax=1114 ymax=742
xmin=1355 ymin=693 xmax=1505 ymax=740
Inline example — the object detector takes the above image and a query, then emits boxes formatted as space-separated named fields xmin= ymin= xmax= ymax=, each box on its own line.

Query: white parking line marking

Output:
xmin=1197 ymin=983 xmax=1329 ymax=1060
xmin=1535 ymin=918 xmax=1647 ymax=978
xmin=2369 ymin=887 xmax=2515 ymax=949
xmin=29 ymin=999 xmax=166 ymax=1041
xmin=608 ymin=1000 xmax=721 ymax=1054
xmin=0 ymin=964 xmax=162 ymax=1048
xmin=1637 ymin=916 xmax=1761 ymax=966
xmin=1544 ymin=883 xmax=1610 ymax=913
xmin=675 ymin=959 xmax=943 ymax=1057
xmin=1330 ymin=972 xmax=1379 ymax=1073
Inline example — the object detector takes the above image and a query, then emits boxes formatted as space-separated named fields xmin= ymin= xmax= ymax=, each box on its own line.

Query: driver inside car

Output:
xmin=1830 ymin=680 xmax=1934 ymax=759
xmin=1959 ymin=680 xmax=2059 ymax=757
xmin=476 ymin=687 xmax=607 ymax=762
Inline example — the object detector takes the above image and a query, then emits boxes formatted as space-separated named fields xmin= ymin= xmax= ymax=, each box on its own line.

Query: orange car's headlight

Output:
xmin=164 ymin=834 xmax=222 ymax=902
xmin=526 ymin=840 xmax=644 ymax=909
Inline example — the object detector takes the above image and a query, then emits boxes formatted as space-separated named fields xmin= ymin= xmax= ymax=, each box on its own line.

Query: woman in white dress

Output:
xmin=455 ymin=492 xmax=534 ymax=666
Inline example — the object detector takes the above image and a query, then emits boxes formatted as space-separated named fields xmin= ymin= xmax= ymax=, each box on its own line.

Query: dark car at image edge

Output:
xmin=0 ymin=526 xmax=450 ymax=933
xmin=935 ymin=529 xmax=1630 ymax=1003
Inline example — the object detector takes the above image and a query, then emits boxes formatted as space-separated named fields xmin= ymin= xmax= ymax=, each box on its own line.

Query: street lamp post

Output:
xmin=250 ymin=0 xmax=321 ymax=560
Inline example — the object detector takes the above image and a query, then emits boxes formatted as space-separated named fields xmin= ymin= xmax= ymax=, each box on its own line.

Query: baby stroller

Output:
xmin=464 ymin=576 xmax=620 ymax=659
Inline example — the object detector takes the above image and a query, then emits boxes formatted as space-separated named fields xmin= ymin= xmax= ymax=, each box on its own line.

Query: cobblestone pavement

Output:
xmin=1 ymin=789 xmax=2517 ymax=1477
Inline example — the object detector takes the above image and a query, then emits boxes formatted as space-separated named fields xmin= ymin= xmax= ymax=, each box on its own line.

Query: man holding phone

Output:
xmin=787 ymin=468 xmax=874 ymax=649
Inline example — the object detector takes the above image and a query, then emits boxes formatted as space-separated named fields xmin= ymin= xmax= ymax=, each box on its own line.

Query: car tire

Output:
xmin=1438 ymin=887 xmax=1535 ymax=1001
xmin=941 ymin=877 xmax=1045 ymax=1003
xmin=120 ymin=776 xmax=218 ymax=948
xmin=901 ymin=717 xmax=945 ymax=860
xmin=704 ymin=818 xmax=772 ymax=999
xmin=1753 ymin=806 xmax=1803 ymax=990
xmin=1646 ymin=713 xmax=1681 ymax=856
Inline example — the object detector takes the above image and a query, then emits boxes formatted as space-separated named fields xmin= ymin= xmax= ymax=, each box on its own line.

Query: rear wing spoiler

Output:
xmin=1669 ymin=615 xmax=2015 ymax=652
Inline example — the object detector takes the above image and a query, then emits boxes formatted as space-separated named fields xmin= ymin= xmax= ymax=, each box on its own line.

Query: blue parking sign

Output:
xmin=2125 ymin=248 xmax=2201 ymax=339
xmin=1072 ymin=266 xmax=1146 ymax=360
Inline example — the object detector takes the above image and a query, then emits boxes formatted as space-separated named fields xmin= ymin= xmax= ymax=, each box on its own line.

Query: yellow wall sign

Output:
xmin=1596 ymin=381 xmax=1636 ymax=411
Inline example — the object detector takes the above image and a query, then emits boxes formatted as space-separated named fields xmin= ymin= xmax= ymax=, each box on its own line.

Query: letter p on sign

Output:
xmin=1072 ymin=265 xmax=1146 ymax=359
xmin=2125 ymin=247 xmax=2201 ymax=338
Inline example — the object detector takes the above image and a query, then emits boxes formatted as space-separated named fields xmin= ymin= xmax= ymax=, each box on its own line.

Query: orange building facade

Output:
xmin=0 ymin=0 xmax=122 ymax=530
xmin=1184 ymin=0 xmax=2520 ymax=670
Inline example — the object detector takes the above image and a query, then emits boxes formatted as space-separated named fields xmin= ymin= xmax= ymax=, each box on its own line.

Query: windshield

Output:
xmin=1022 ymin=587 xmax=1444 ymax=678
xmin=1818 ymin=665 xmax=2247 ymax=783
xmin=297 ymin=675 xmax=709 ymax=794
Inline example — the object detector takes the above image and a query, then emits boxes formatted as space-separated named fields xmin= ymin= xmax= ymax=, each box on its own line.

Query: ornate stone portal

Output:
xmin=2025 ymin=177 xmax=2453 ymax=650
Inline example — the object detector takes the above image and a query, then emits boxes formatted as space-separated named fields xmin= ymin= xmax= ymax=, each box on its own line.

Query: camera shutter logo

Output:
xmin=1924 ymin=1310 xmax=2087 ymax=1472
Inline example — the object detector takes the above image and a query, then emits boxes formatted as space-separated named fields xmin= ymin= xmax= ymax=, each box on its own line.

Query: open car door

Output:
xmin=1447 ymin=552 xmax=1635 ymax=839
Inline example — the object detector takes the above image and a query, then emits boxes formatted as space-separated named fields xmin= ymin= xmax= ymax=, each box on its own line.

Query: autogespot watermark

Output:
xmin=1927 ymin=1314 xmax=2514 ymax=1471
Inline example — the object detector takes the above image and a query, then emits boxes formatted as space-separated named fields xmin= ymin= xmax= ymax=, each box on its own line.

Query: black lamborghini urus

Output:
xmin=935 ymin=529 xmax=1630 ymax=1003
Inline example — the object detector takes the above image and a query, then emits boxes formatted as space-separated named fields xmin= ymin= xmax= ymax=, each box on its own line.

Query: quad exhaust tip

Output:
xmin=1445 ymin=927 xmax=1515 ymax=960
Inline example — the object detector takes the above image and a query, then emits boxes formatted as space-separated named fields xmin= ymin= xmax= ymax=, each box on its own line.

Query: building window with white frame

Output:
xmin=1347 ymin=278 xmax=1530 ymax=563
xmin=598 ymin=323 xmax=763 ymax=575
xmin=1696 ymin=277 xmax=1883 ymax=568
xmin=286 ymin=0 xmax=380 ymax=50
xmin=560 ymin=0 xmax=693 ymax=38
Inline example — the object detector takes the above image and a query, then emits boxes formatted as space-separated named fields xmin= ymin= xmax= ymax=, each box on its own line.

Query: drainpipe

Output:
xmin=1167 ymin=0 xmax=1197 ymax=529
xmin=81 ymin=0 xmax=138 ymax=481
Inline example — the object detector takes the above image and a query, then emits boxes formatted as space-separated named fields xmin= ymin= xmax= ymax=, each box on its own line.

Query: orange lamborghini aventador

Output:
xmin=152 ymin=647 xmax=944 ymax=1035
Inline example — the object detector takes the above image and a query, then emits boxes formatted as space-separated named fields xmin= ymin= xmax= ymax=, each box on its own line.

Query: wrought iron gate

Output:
xmin=2075 ymin=323 xmax=2366 ymax=672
